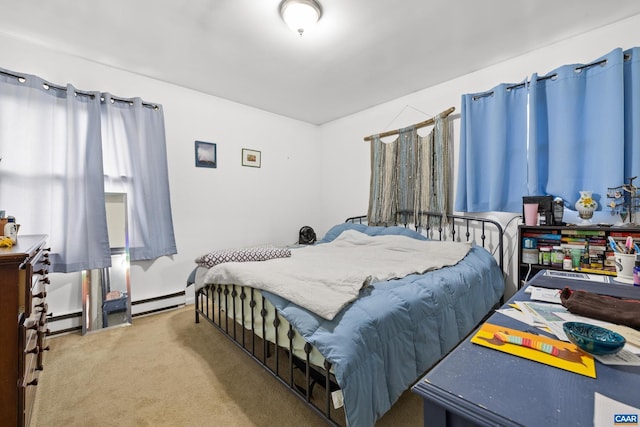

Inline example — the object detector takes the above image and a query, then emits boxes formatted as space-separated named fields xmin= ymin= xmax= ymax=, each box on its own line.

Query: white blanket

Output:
xmin=202 ymin=230 xmax=471 ymax=320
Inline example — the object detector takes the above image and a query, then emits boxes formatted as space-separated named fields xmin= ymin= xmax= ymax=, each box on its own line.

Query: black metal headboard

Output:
xmin=345 ymin=211 xmax=504 ymax=274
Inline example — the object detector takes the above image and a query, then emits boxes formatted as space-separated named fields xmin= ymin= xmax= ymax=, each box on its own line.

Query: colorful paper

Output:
xmin=471 ymin=323 xmax=596 ymax=378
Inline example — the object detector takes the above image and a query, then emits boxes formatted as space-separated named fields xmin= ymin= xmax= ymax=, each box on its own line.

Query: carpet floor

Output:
xmin=31 ymin=305 xmax=423 ymax=426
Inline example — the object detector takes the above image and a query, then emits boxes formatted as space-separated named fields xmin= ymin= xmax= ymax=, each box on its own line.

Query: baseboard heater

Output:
xmin=132 ymin=290 xmax=186 ymax=317
xmin=47 ymin=311 xmax=83 ymax=336
xmin=48 ymin=290 xmax=186 ymax=335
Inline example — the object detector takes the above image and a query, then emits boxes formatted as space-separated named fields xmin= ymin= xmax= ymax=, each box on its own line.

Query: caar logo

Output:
xmin=614 ymin=414 xmax=638 ymax=425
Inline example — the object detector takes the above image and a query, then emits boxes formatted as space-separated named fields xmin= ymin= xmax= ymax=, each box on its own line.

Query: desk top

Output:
xmin=412 ymin=270 xmax=640 ymax=427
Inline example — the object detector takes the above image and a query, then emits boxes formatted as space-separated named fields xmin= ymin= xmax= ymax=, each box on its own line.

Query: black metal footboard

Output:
xmin=194 ymin=282 xmax=345 ymax=426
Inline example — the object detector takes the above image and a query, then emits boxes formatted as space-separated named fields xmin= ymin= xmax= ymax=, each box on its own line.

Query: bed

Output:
xmin=193 ymin=212 xmax=505 ymax=426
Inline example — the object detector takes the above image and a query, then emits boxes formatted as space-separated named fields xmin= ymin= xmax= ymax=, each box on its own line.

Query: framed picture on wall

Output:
xmin=241 ymin=148 xmax=261 ymax=168
xmin=195 ymin=141 xmax=217 ymax=168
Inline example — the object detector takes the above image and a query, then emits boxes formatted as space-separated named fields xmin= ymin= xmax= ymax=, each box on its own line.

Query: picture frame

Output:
xmin=241 ymin=148 xmax=261 ymax=168
xmin=195 ymin=141 xmax=217 ymax=168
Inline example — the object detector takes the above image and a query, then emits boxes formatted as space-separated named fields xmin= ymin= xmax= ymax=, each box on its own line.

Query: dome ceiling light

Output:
xmin=279 ymin=0 xmax=322 ymax=36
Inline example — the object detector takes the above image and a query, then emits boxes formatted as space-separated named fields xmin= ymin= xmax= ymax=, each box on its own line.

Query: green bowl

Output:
xmin=563 ymin=322 xmax=626 ymax=356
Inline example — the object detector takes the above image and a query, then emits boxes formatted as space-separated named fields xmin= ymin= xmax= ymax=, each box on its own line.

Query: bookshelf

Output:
xmin=517 ymin=224 xmax=640 ymax=288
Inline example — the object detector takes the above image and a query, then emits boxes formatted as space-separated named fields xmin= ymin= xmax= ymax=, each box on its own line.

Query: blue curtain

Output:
xmin=528 ymin=48 xmax=626 ymax=209
xmin=624 ymin=47 xmax=640 ymax=181
xmin=455 ymin=81 xmax=528 ymax=212
xmin=457 ymin=47 xmax=638 ymax=214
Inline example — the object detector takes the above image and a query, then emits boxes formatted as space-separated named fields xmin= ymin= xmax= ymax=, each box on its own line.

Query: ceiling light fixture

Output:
xmin=279 ymin=0 xmax=322 ymax=36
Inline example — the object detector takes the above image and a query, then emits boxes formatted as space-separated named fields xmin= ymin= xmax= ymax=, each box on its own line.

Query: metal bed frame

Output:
xmin=194 ymin=211 xmax=505 ymax=426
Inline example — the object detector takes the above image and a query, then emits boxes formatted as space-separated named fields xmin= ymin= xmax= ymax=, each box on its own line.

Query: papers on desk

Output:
xmin=594 ymin=392 xmax=640 ymax=427
xmin=525 ymin=285 xmax=562 ymax=303
xmin=543 ymin=269 xmax=612 ymax=283
xmin=495 ymin=297 xmax=640 ymax=366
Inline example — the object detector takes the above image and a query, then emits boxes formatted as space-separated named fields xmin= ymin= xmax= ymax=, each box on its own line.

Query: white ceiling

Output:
xmin=1 ymin=0 xmax=640 ymax=125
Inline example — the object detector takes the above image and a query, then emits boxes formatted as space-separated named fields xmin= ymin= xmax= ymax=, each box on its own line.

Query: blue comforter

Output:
xmin=262 ymin=223 xmax=504 ymax=426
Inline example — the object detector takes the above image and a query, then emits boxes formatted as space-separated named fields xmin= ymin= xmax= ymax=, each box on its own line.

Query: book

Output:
xmin=471 ymin=323 xmax=596 ymax=378
xmin=560 ymin=236 xmax=606 ymax=243
xmin=608 ymin=232 xmax=640 ymax=238
xmin=560 ymin=243 xmax=606 ymax=252
xmin=522 ymin=232 xmax=562 ymax=240
xmin=561 ymin=237 xmax=586 ymax=243
xmin=561 ymin=229 xmax=606 ymax=236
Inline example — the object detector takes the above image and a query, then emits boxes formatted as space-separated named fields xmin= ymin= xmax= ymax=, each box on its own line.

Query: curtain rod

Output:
xmin=363 ymin=106 xmax=455 ymax=142
xmin=474 ymin=54 xmax=633 ymax=100
xmin=0 ymin=68 xmax=159 ymax=110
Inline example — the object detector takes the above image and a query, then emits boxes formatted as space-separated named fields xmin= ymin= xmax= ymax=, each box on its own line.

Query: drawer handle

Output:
xmin=41 ymin=258 xmax=51 ymax=265
xmin=25 ymin=345 xmax=39 ymax=355
xmin=26 ymin=378 xmax=38 ymax=387
xmin=40 ymin=277 xmax=51 ymax=284
xmin=35 ymin=268 xmax=48 ymax=275
xmin=33 ymin=291 xmax=47 ymax=299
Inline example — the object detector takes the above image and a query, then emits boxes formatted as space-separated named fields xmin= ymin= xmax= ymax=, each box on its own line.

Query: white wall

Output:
xmin=0 ymin=33 xmax=322 ymax=323
xmin=317 ymin=14 xmax=640 ymax=297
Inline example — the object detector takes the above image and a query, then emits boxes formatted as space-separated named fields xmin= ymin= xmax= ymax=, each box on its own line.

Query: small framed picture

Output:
xmin=242 ymin=148 xmax=261 ymax=168
xmin=195 ymin=141 xmax=217 ymax=168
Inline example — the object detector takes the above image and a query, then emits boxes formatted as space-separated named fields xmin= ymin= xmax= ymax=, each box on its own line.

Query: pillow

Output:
xmin=318 ymin=223 xmax=369 ymax=243
xmin=195 ymin=245 xmax=291 ymax=269
xmin=318 ymin=222 xmax=427 ymax=243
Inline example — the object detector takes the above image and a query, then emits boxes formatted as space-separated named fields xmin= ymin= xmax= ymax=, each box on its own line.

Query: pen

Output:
xmin=626 ymin=236 xmax=634 ymax=254
xmin=608 ymin=236 xmax=622 ymax=253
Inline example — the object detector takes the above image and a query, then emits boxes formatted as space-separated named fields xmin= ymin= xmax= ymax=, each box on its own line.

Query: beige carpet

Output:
xmin=31 ymin=306 xmax=423 ymax=427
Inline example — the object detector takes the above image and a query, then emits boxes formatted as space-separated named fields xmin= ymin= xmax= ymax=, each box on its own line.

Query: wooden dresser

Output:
xmin=0 ymin=235 xmax=50 ymax=427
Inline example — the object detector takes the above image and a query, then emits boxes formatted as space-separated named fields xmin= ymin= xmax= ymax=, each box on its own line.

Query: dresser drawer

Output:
xmin=21 ymin=314 xmax=40 ymax=381
xmin=1 ymin=235 xmax=49 ymax=427
xmin=25 ymin=247 xmax=50 ymax=318
xmin=20 ymin=317 xmax=39 ymax=427
xmin=36 ymin=309 xmax=50 ymax=370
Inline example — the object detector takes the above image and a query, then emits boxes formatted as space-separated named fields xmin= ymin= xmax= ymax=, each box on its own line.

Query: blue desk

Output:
xmin=412 ymin=271 xmax=640 ymax=427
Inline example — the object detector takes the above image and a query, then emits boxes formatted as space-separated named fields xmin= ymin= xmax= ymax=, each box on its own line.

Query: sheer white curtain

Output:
xmin=101 ymin=94 xmax=177 ymax=261
xmin=0 ymin=67 xmax=177 ymax=272
xmin=0 ymin=69 xmax=110 ymax=272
